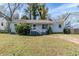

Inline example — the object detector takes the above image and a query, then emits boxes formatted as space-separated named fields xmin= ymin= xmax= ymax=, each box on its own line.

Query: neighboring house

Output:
xmin=70 ymin=23 xmax=79 ymax=33
xmin=0 ymin=17 xmax=7 ymax=32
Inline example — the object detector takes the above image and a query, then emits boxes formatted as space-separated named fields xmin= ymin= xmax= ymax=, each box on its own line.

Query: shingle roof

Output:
xmin=14 ymin=19 xmax=53 ymax=24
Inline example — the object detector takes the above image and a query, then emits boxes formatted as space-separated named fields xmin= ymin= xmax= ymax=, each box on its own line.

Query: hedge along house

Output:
xmin=15 ymin=20 xmax=53 ymax=35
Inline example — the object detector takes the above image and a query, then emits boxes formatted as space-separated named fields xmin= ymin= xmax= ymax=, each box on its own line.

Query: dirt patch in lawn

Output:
xmin=63 ymin=37 xmax=79 ymax=44
xmin=59 ymin=35 xmax=79 ymax=44
xmin=46 ymin=34 xmax=79 ymax=44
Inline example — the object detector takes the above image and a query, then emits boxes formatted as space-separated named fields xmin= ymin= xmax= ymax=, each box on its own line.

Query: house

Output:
xmin=51 ymin=12 xmax=79 ymax=34
xmin=15 ymin=20 xmax=53 ymax=35
xmin=50 ymin=13 xmax=69 ymax=33
xmin=0 ymin=17 xmax=7 ymax=32
xmin=13 ymin=13 xmax=70 ymax=35
xmin=1 ymin=12 xmax=79 ymax=35
xmin=51 ymin=19 xmax=64 ymax=33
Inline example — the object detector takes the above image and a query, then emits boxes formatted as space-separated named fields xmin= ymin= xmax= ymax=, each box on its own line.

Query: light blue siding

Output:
xmin=51 ymin=23 xmax=64 ymax=32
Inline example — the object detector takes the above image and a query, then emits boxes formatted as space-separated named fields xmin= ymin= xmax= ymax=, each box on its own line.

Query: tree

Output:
xmin=25 ymin=3 xmax=39 ymax=20
xmin=47 ymin=14 xmax=52 ymax=20
xmin=0 ymin=3 xmax=22 ymax=33
xmin=15 ymin=24 xmax=31 ymax=35
xmin=38 ymin=4 xmax=48 ymax=19
xmin=7 ymin=3 xmax=21 ymax=33
xmin=24 ymin=3 xmax=48 ymax=20
xmin=21 ymin=15 xmax=29 ymax=19
xmin=47 ymin=26 xmax=53 ymax=34
xmin=24 ymin=4 xmax=32 ymax=19
xmin=32 ymin=3 xmax=38 ymax=19
xmin=58 ymin=13 xmax=69 ymax=20
xmin=13 ymin=11 xmax=20 ymax=19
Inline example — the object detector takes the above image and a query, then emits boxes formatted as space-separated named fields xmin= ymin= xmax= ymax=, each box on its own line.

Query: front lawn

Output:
xmin=0 ymin=34 xmax=79 ymax=56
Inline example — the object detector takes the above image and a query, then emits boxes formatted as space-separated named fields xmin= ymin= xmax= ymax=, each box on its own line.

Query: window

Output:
xmin=59 ymin=24 xmax=61 ymax=28
xmin=1 ymin=22 xmax=3 ymax=26
xmin=33 ymin=24 xmax=36 ymax=29
xmin=42 ymin=24 xmax=47 ymax=29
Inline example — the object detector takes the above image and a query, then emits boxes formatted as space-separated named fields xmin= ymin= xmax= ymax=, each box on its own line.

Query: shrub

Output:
xmin=15 ymin=24 xmax=31 ymax=35
xmin=63 ymin=28 xmax=70 ymax=34
xmin=46 ymin=26 xmax=53 ymax=34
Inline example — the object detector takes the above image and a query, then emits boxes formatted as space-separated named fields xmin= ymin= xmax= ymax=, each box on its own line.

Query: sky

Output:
xmin=0 ymin=3 xmax=79 ymax=19
xmin=46 ymin=3 xmax=79 ymax=18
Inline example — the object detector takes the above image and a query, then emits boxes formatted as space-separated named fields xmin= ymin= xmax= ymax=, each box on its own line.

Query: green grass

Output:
xmin=0 ymin=34 xmax=79 ymax=56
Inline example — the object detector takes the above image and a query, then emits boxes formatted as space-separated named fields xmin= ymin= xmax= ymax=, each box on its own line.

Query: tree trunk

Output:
xmin=29 ymin=11 xmax=31 ymax=20
xmin=10 ymin=21 xmax=16 ymax=33
xmin=9 ymin=16 xmax=16 ymax=33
